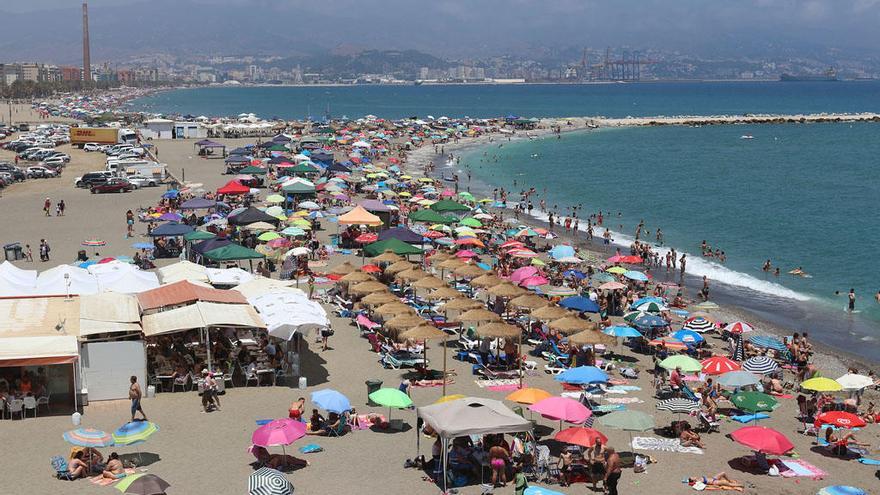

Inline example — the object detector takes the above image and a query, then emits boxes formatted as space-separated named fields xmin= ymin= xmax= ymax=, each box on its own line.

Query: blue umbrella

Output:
xmin=562 ymin=270 xmax=586 ymax=280
xmin=559 ymin=296 xmax=600 ymax=313
xmin=631 ymin=296 xmax=664 ymax=309
xmin=671 ymin=329 xmax=705 ymax=344
xmin=603 ymin=325 xmax=642 ymax=338
xmin=549 ymin=245 xmax=575 ymax=260
xmin=162 ymin=189 xmax=180 ymax=199
xmin=311 ymin=389 xmax=351 ymax=413
xmin=623 ymin=270 xmax=648 ymax=282
xmin=555 ymin=366 xmax=609 ymax=385
xmin=633 ymin=314 xmax=667 ymax=328
xmin=131 ymin=242 xmax=155 ymax=250
xmin=749 ymin=335 xmax=786 ymax=351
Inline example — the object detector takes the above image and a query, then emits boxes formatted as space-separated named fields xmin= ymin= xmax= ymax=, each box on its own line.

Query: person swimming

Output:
xmin=789 ymin=266 xmax=809 ymax=277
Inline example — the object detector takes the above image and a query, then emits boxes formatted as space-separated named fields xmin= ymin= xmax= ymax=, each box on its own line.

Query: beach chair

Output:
xmin=549 ymin=342 xmax=570 ymax=363
xmin=532 ymin=445 xmax=552 ymax=482
xmin=698 ymin=411 xmax=720 ymax=433
xmin=172 ymin=372 xmax=193 ymax=392
xmin=381 ymin=352 xmax=424 ymax=369
xmin=680 ymin=383 xmax=698 ymax=401
xmin=477 ymin=364 xmax=521 ymax=380
xmin=241 ymin=364 xmax=259 ymax=387
xmin=50 ymin=456 xmax=74 ymax=480
xmin=328 ymin=413 xmax=350 ymax=437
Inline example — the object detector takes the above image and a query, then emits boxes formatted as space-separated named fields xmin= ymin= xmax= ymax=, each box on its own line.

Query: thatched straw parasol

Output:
xmin=412 ymin=276 xmax=446 ymax=290
xmin=374 ymin=302 xmax=416 ymax=317
xmin=470 ymin=272 xmax=504 ymax=288
xmin=438 ymin=258 xmax=465 ymax=270
xmin=530 ymin=305 xmax=570 ymax=321
xmin=427 ymin=286 xmax=462 ymax=300
xmin=453 ymin=264 xmax=486 ymax=278
xmin=340 ymin=271 xmax=373 ymax=283
xmin=350 ymin=281 xmax=389 ymax=295
xmin=487 ymin=283 xmax=527 ymax=298
xmin=330 ymin=261 xmax=359 ymax=275
xmin=430 ymin=252 xmax=452 ymax=263
xmin=397 ymin=268 xmax=430 ymax=282
xmin=459 ymin=308 xmax=503 ymax=323
xmin=372 ymin=250 xmax=403 ymax=264
xmin=510 ymin=294 xmax=548 ymax=310
xmin=385 ymin=260 xmax=416 ymax=275
xmin=385 ymin=314 xmax=427 ymax=331
xmin=361 ymin=291 xmax=398 ymax=306
xmin=475 ymin=322 xmax=521 ymax=339
xmin=548 ymin=316 xmax=596 ymax=335
xmin=400 ymin=324 xmax=446 ymax=341
xmin=443 ymin=298 xmax=483 ymax=311
xmin=569 ymin=329 xmax=616 ymax=346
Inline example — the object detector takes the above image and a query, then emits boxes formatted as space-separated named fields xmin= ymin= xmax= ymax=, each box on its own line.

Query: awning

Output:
xmin=0 ymin=336 xmax=78 ymax=367
xmin=79 ymin=319 xmax=142 ymax=337
xmin=80 ymin=292 xmax=140 ymax=323
xmin=137 ymin=280 xmax=247 ymax=311
xmin=142 ymin=302 xmax=265 ymax=337
xmin=0 ymin=296 xmax=81 ymax=337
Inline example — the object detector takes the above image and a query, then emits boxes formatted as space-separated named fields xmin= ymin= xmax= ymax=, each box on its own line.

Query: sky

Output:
xmin=1 ymin=0 xmax=880 ymax=61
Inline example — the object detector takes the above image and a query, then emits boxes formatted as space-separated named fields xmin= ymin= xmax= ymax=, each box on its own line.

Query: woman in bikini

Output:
xmin=688 ymin=472 xmax=742 ymax=488
xmin=489 ymin=443 xmax=510 ymax=487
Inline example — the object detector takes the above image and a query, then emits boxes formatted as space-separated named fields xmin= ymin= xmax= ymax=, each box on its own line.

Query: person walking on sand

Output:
xmin=128 ymin=376 xmax=147 ymax=422
xmin=679 ymin=253 xmax=687 ymax=278
xmin=43 ymin=197 xmax=51 ymax=217
xmin=39 ymin=239 xmax=50 ymax=262
xmin=58 ymin=200 xmax=65 ymax=216
xmin=126 ymin=210 xmax=135 ymax=238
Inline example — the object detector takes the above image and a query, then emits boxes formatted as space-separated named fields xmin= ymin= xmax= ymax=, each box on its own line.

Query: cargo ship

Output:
xmin=780 ymin=68 xmax=838 ymax=82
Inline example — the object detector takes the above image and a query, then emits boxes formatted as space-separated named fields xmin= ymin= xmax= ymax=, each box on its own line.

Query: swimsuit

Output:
xmin=491 ymin=458 xmax=505 ymax=469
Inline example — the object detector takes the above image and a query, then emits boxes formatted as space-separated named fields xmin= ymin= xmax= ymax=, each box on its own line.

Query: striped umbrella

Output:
xmin=112 ymin=421 xmax=159 ymax=445
xmin=724 ymin=321 xmax=754 ymax=334
xmin=684 ymin=317 xmax=715 ymax=333
xmin=749 ymin=335 xmax=786 ymax=351
xmin=742 ymin=356 xmax=780 ymax=375
xmin=115 ymin=473 xmax=170 ymax=495
xmin=248 ymin=467 xmax=294 ymax=495
xmin=732 ymin=334 xmax=746 ymax=362
xmin=701 ymin=356 xmax=741 ymax=375
xmin=633 ymin=301 xmax=666 ymax=313
xmin=63 ymin=428 xmax=114 ymax=447
xmin=82 ymin=238 xmax=106 ymax=247
xmin=656 ymin=398 xmax=700 ymax=414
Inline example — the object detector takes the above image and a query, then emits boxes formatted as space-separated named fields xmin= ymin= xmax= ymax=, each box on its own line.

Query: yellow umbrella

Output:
xmin=606 ymin=266 xmax=627 ymax=275
xmin=506 ymin=387 xmax=552 ymax=405
xmin=801 ymin=377 xmax=843 ymax=392
xmin=434 ymin=394 xmax=466 ymax=404
xmin=257 ymin=231 xmax=282 ymax=241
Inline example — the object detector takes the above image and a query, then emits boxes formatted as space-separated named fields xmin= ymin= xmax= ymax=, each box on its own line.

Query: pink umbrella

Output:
xmin=267 ymin=238 xmax=291 ymax=249
xmin=440 ymin=189 xmax=455 ymax=197
xmin=455 ymin=249 xmax=478 ymax=258
xmin=251 ymin=419 xmax=306 ymax=448
xmin=730 ymin=426 xmax=794 ymax=455
xmin=598 ymin=281 xmax=626 ymax=290
xmin=529 ymin=397 xmax=592 ymax=426
xmin=510 ymin=266 xmax=539 ymax=283
xmin=519 ymin=275 xmax=549 ymax=287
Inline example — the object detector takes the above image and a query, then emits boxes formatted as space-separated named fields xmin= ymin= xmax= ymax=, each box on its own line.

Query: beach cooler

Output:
xmin=298 ymin=376 xmax=308 ymax=389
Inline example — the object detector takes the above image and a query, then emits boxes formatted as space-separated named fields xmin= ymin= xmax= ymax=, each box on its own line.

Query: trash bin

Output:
xmin=3 ymin=242 xmax=23 ymax=261
xmin=365 ymin=379 xmax=383 ymax=406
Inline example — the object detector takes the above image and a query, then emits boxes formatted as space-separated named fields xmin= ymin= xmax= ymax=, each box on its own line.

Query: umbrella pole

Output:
xmin=518 ymin=333 xmax=523 ymax=389
xmin=442 ymin=336 xmax=448 ymax=397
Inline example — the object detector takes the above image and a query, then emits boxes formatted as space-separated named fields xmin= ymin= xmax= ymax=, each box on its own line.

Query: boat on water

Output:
xmin=779 ymin=68 xmax=838 ymax=82
xmin=740 ymin=135 xmax=754 ymax=140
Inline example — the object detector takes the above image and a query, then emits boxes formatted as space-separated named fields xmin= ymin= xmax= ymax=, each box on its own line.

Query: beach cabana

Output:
xmin=430 ymin=199 xmax=471 ymax=213
xmin=194 ymin=139 xmax=225 ymax=158
xmin=408 ymin=209 xmax=456 ymax=224
xmin=180 ymin=198 xmax=218 ymax=210
xmin=228 ymin=207 xmax=278 ymax=226
xmin=364 ymin=238 xmax=423 ymax=257
xmin=416 ymin=397 xmax=531 ymax=492
xmin=337 ymin=206 xmax=382 ymax=227
xmin=148 ymin=222 xmax=194 ymax=237
xmin=216 ymin=180 xmax=251 ymax=196
xmin=377 ymin=226 xmax=425 ymax=244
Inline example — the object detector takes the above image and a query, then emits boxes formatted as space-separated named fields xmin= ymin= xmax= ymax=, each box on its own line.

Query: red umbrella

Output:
xmin=355 ymin=233 xmax=378 ymax=244
xmin=701 ymin=356 xmax=741 ymax=375
xmin=554 ymin=427 xmax=608 ymax=448
xmin=730 ymin=426 xmax=794 ymax=455
xmin=423 ymin=230 xmax=446 ymax=239
xmin=814 ymin=411 xmax=866 ymax=429
xmin=361 ymin=264 xmax=381 ymax=273
xmin=499 ymin=240 xmax=524 ymax=249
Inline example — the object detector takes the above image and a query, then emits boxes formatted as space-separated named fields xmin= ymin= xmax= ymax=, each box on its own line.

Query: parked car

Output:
xmin=26 ymin=166 xmax=58 ymax=178
xmin=75 ymin=171 xmax=114 ymax=188
xmin=0 ymin=166 xmax=27 ymax=181
xmin=83 ymin=143 xmax=106 ymax=152
xmin=91 ymin=178 xmax=132 ymax=194
xmin=126 ymin=174 xmax=160 ymax=188
xmin=43 ymin=155 xmax=70 ymax=166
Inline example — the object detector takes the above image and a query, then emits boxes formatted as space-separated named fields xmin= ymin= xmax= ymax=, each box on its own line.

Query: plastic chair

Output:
xmin=36 ymin=391 xmax=51 ymax=411
xmin=23 ymin=396 xmax=37 ymax=418
xmin=172 ymin=373 xmax=192 ymax=392
xmin=7 ymin=399 xmax=24 ymax=420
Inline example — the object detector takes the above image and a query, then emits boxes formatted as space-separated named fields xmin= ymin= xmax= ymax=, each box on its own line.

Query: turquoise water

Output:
xmin=456 ymin=123 xmax=880 ymax=360
xmin=130 ymin=81 xmax=880 ymax=120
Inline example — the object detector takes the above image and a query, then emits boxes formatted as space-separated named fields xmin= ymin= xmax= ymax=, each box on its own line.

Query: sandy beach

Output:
xmin=0 ymin=112 xmax=877 ymax=495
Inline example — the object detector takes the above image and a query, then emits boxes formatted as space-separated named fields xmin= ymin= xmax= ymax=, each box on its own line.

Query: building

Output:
xmin=140 ymin=119 xmax=207 ymax=140
xmin=61 ymin=66 xmax=82 ymax=82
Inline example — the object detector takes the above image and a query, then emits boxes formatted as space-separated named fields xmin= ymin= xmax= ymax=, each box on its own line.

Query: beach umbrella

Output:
xmin=266 ymin=194 xmax=285 ymax=203
xmin=350 ymin=281 xmax=388 ymax=295
xmin=730 ymin=426 xmax=793 ymax=455
xmin=548 ymin=316 xmax=594 ymax=335
xmin=724 ymin=321 xmax=754 ymax=334
xmin=258 ymin=231 xmax=282 ymax=241
xmin=801 ymin=377 xmax=843 ymax=393
xmin=748 ymin=335 xmax=786 ymax=351
xmin=510 ymin=294 xmax=548 ymax=310
xmin=817 ymin=487 xmax=867 ymax=495
xmin=730 ymin=391 xmax=778 ymax=414
xmin=716 ymin=370 xmax=760 ymax=388
xmin=252 ymin=419 xmax=307 ymax=448
xmin=311 ymin=389 xmax=351 ymax=413
xmin=369 ymin=388 xmax=414 ymax=422
xmin=602 ymin=325 xmax=642 ymax=338
xmin=487 ymin=282 xmax=527 ymax=298
xmin=82 ymin=238 xmax=106 ymax=247
xmin=555 ymin=366 xmax=608 ymax=385
xmin=426 ymin=286 xmax=461 ymax=301
xmin=701 ymin=356 xmax=740 ymax=375
xmin=671 ymin=329 xmax=704 ymax=344
xmin=372 ymin=250 xmax=404 ymax=264
xmin=648 ymin=337 xmax=688 ymax=351
xmin=340 ymin=271 xmax=373 ymax=284
xmin=355 ymin=232 xmax=378 ymax=244
xmin=598 ymin=281 xmax=626 ymax=291
xmin=741 ymin=356 xmax=780 ymax=375
xmin=385 ymin=260 xmax=416 ymax=275
xmin=374 ymin=302 xmax=415 ymax=317
xmin=656 ymin=398 xmax=700 ymax=414
xmin=443 ymin=298 xmax=483 ymax=311
xmin=112 ymin=421 xmax=159 ymax=445
xmin=633 ymin=314 xmax=667 ymax=328
xmin=658 ymin=355 xmax=702 ymax=373
xmin=519 ymin=275 xmax=549 ymax=287
xmin=623 ymin=270 xmax=648 ymax=282
xmin=555 ymin=427 xmax=608 ymax=448
xmin=569 ymin=330 xmax=616 ymax=347
xmin=131 ymin=242 xmax=154 ymax=250
xmin=331 ymin=261 xmax=359 ymax=275
xmin=559 ymin=296 xmax=600 ymax=313
xmin=506 ymin=387 xmax=552 ymax=405
xmin=814 ymin=411 xmax=866 ymax=429
xmin=693 ymin=301 xmax=719 ymax=310
xmin=248 ymin=467 xmax=294 ymax=495
xmin=412 ymin=276 xmax=446 ymax=290
xmin=531 ymin=305 xmax=570 ymax=321
xmin=529 ymin=397 xmax=592 ymax=425
xmin=114 ymin=474 xmax=170 ymax=495
xmin=434 ymin=394 xmax=467 ymax=404
xmin=598 ymin=410 xmax=655 ymax=431
xmin=361 ymin=291 xmax=397 ymax=306
xmin=683 ymin=317 xmax=715 ymax=333
xmin=459 ymin=308 xmax=502 ymax=323
xmin=732 ymin=334 xmax=746 ymax=362
xmin=63 ymin=428 xmax=113 ymax=447
xmin=397 ymin=268 xmax=430 ymax=282
xmin=605 ymin=266 xmax=627 ymax=275
xmin=633 ymin=301 xmax=666 ymax=313
xmin=623 ymin=311 xmax=646 ymax=323
xmin=835 ymin=373 xmax=874 ymax=390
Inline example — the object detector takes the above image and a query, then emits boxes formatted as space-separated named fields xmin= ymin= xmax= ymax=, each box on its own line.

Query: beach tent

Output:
xmin=248 ymin=291 xmax=329 ymax=339
xmin=377 ymin=226 xmax=425 ymax=244
xmin=79 ymin=292 xmax=142 ymax=336
xmin=205 ymin=267 xmax=255 ymax=286
xmin=141 ymin=301 xmax=265 ymax=337
xmin=327 ymin=162 xmax=352 ymax=173
xmin=217 ymin=180 xmax=251 ymax=195
xmin=156 ymin=260 xmax=209 ymax=284
xmin=192 ymin=237 xmax=233 ymax=255
xmin=238 ymin=166 xmax=267 ymax=175
xmin=360 ymin=199 xmax=395 ymax=213
xmin=203 ymin=244 xmax=265 ymax=262
xmin=408 ymin=209 xmax=456 ymax=224
xmin=364 ymin=238 xmax=424 ymax=257
xmin=36 ymin=265 xmax=100 ymax=295
xmin=228 ymin=207 xmax=278 ymax=226
xmin=417 ymin=397 xmax=531 ymax=492
xmin=148 ymin=222 xmax=194 ymax=237
xmin=180 ymin=198 xmax=218 ymax=210
xmin=232 ymin=278 xmax=304 ymax=299
xmin=337 ymin=205 xmax=382 ymax=226
xmin=94 ymin=267 xmax=160 ymax=294
xmin=183 ymin=230 xmax=216 ymax=242
xmin=0 ymin=261 xmax=37 ymax=287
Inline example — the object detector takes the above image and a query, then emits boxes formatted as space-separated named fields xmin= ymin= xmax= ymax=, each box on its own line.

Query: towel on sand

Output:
xmin=730 ymin=413 xmax=769 ymax=423
xmin=777 ymin=459 xmax=827 ymax=479
xmin=703 ymin=486 xmax=744 ymax=492
xmin=631 ymin=437 xmax=703 ymax=454
xmin=857 ymin=458 xmax=880 ymax=465
xmin=88 ymin=468 xmax=136 ymax=486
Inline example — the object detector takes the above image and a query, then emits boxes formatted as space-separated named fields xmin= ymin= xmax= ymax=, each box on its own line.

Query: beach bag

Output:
xmin=633 ymin=455 xmax=647 ymax=473
xmin=768 ymin=464 xmax=780 ymax=477
xmin=299 ymin=444 xmax=323 ymax=454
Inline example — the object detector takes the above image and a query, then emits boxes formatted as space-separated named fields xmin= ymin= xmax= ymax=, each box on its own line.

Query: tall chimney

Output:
xmin=82 ymin=2 xmax=90 ymax=83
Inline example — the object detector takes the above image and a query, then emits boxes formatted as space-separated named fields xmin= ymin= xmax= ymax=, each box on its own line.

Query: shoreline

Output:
xmin=402 ymin=128 xmax=873 ymax=374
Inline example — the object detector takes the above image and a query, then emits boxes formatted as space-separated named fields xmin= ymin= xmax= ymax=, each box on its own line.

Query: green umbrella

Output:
xmin=409 ymin=209 xmax=456 ymax=224
xmin=183 ymin=230 xmax=216 ymax=242
xmin=238 ymin=165 xmax=267 ymax=175
xmin=598 ymin=410 xmax=655 ymax=431
xmin=459 ymin=217 xmax=482 ymax=228
xmin=458 ymin=191 xmax=475 ymax=201
xmin=368 ymin=387 xmax=413 ymax=423
xmin=257 ymin=231 xmax=282 ymax=241
xmin=658 ymin=355 xmax=702 ymax=373
xmin=115 ymin=473 xmax=170 ymax=495
xmin=623 ymin=310 xmax=646 ymax=323
xmin=266 ymin=194 xmax=285 ymax=203
xmin=364 ymin=238 xmax=423 ymax=257
xmin=730 ymin=391 xmax=778 ymax=414
xmin=430 ymin=199 xmax=470 ymax=213
xmin=203 ymin=243 xmax=266 ymax=261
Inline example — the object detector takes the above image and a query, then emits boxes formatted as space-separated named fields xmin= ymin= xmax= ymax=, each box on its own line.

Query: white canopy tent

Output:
xmin=232 ymin=277 xmax=304 ymax=299
xmin=248 ymin=291 xmax=329 ymax=339
xmin=0 ymin=261 xmax=37 ymax=286
xmin=206 ymin=267 xmax=255 ymax=287
xmin=36 ymin=265 xmax=100 ymax=296
xmin=79 ymin=292 xmax=142 ymax=337
xmin=156 ymin=260 xmax=209 ymax=284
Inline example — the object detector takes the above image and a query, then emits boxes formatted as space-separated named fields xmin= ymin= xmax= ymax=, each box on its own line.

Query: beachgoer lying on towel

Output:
xmin=414 ymin=378 xmax=455 ymax=387
xmin=825 ymin=428 xmax=871 ymax=456
xmin=68 ymin=451 xmax=88 ymax=479
xmin=679 ymin=424 xmax=704 ymax=449
xmin=102 ymin=452 xmax=126 ymax=479
xmin=348 ymin=407 xmax=383 ymax=428
xmin=252 ymin=446 xmax=309 ymax=469
xmin=687 ymin=472 xmax=743 ymax=489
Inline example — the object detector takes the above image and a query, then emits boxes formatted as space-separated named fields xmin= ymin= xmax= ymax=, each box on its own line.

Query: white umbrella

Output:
xmin=285 ymin=247 xmax=310 ymax=257
xmin=298 ymin=201 xmax=321 ymax=210
xmin=836 ymin=373 xmax=874 ymax=390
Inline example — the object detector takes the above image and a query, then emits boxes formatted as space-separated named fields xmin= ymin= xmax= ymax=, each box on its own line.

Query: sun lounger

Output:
xmin=381 ymin=352 xmax=425 ymax=369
